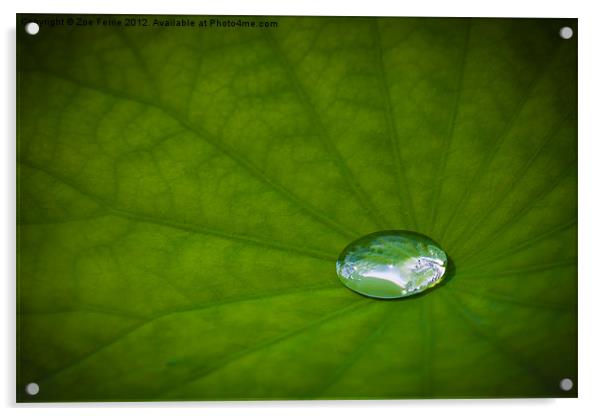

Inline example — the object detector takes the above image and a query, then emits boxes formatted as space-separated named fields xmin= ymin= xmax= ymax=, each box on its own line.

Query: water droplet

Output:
xmin=336 ymin=230 xmax=447 ymax=299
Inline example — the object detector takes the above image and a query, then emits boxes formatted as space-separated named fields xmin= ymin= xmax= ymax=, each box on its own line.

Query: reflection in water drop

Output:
xmin=336 ymin=230 xmax=447 ymax=299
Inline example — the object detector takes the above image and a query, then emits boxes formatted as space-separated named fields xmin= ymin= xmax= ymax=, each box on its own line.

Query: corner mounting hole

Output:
xmin=25 ymin=382 xmax=39 ymax=396
xmin=25 ymin=22 xmax=39 ymax=35
xmin=559 ymin=378 xmax=573 ymax=391
xmin=559 ymin=26 xmax=573 ymax=39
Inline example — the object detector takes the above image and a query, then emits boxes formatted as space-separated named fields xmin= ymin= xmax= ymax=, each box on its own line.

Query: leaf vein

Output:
xmin=35 ymin=283 xmax=345 ymax=384
xmin=311 ymin=303 xmax=393 ymax=397
xmin=262 ymin=29 xmax=389 ymax=229
xmin=461 ymin=218 xmax=576 ymax=271
xmin=19 ymin=159 xmax=338 ymax=262
xmin=161 ymin=300 xmax=371 ymax=397
xmin=371 ymin=20 xmax=418 ymax=229
xmin=460 ymin=159 xmax=576 ymax=263
xmin=438 ymin=43 xmax=562 ymax=241
xmin=452 ymin=286 xmax=575 ymax=312
xmin=429 ymin=20 xmax=472 ymax=231
xmin=447 ymin=109 xmax=575 ymax=255
xmin=21 ymin=67 xmax=358 ymax=239
xmin=441 ymin=291 xmax=553 ymax=386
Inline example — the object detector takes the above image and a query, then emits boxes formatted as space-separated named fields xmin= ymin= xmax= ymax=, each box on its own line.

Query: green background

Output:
xmin=17 ymin=15 xmax=577 ymax=401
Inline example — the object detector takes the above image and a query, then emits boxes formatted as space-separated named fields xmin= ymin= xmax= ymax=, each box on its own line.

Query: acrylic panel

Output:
xmin=16 ymin=14 xmax=577 ymax=402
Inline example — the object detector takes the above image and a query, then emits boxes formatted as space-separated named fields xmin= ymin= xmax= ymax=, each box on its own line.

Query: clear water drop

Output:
xmin=336 ymin=230 xmax=447 ymax=299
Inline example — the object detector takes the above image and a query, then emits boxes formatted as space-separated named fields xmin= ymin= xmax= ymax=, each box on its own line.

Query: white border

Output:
xmin=3 ymin=1 xmax=601 ymax=415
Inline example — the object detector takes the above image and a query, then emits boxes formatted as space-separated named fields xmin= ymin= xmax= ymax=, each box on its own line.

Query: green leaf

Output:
xmin=17 ymin=15 xmax=577 ymax=401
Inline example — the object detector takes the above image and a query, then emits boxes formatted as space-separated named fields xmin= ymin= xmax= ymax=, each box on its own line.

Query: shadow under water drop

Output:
xmin=439 ymin=256 xmax=457 ymax=288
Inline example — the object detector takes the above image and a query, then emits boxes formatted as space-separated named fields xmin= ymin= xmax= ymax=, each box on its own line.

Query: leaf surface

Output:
xmin=17 ymin=15 xmax=577 ymax=401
